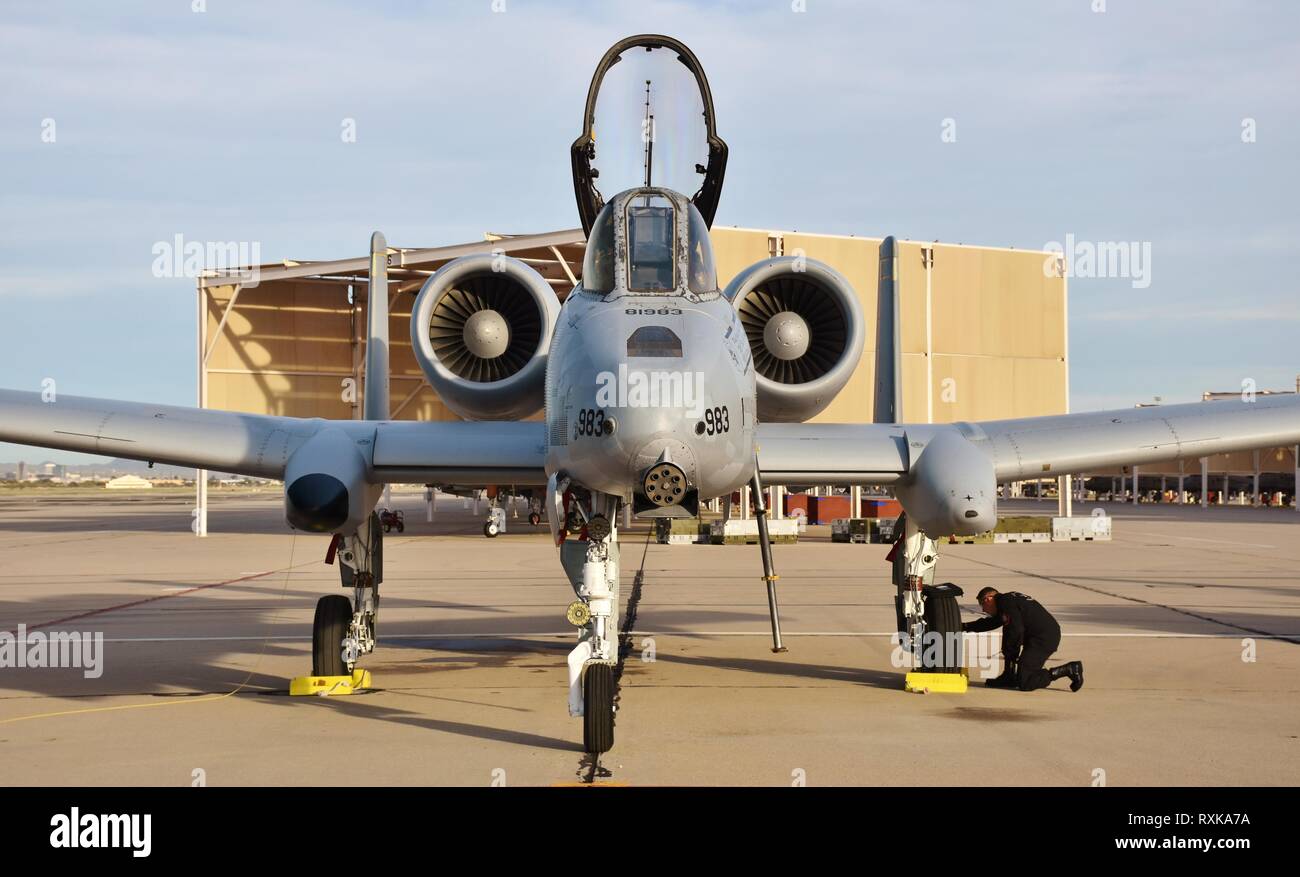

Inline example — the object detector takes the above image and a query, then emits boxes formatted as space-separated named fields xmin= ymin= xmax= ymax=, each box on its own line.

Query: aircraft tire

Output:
xmin=921 ymin=592 xmax=963 ymax=673
xmin=484 ymin=521 xmax=499 ymax=538
xmin=312 ymin=594 xmax=353 ymax=677
xmin=583 ymin=663 xmax=615 ymax=753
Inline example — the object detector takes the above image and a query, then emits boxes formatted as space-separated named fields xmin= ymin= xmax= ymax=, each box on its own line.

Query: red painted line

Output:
xmin=5 ymin=568 xmax=281 ymax=634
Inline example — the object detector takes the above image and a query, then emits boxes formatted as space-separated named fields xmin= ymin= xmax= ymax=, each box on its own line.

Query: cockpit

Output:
xmin=581 ymin=188 xmax=718 ymax=300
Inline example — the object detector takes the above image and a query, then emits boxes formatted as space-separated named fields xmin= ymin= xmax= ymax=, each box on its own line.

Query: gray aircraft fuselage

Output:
xmin=543 ymin=187 xmax=757 ymax=505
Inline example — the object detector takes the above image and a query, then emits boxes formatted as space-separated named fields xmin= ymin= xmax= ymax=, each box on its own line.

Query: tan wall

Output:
xmin=712 ymin=229 xmax=1068 ymax=425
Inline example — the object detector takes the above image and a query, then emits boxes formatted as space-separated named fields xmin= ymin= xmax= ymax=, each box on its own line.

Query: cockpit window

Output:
xmin=582 ymin=203 xmax=616 ymax=294
xmin=626 ymin=195 xmax=675 ymax=292
xmin=686 ymin=204 xmax=717 ymax=294
xmin=626 ymin=325 xmax=683 ymax=357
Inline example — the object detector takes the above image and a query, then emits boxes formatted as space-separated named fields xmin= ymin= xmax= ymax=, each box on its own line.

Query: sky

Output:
xmin=1 ymin=0 xmax=1297 ymax=464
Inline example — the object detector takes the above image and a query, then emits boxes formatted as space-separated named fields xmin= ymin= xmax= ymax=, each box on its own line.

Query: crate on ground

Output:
xmin=709 ymin=519 xmax=800 ymax=545
xmin=950 ymin=515 xmax=1052 ymax=545
xmin=1051 ymin=515 xmax=1113 ymax=541
xmin=831 ymin=518 xmax=872 ymax=543
xmin=655 ymin=517 xmax=709 ymax=544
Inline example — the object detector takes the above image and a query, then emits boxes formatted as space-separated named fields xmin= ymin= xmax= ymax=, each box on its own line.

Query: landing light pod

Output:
xmin=895 ymin=429 xmax=998 ymax=537
xmin=283 ymin=427 xmax=373 ymax=534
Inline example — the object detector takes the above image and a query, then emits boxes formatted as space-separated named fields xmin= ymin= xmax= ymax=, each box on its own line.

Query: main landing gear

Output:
xmin=560 ymin=489 xmax=621 ymax=753
xmin=891 ymin=513 xmax=966 ymax=691
xmin=315 ymin=511 xmax=382 ymax=677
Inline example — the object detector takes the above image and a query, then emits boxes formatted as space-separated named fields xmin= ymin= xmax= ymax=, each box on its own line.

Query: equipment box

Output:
xmin=1051 ymin=515 xmax=1112 ymax=541
xmin=830 ymin=518 xmax=871 ymax=543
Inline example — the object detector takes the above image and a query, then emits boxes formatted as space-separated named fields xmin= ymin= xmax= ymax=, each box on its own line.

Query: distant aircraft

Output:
xmin=3 ymin=35 xmax=1298 ymax=754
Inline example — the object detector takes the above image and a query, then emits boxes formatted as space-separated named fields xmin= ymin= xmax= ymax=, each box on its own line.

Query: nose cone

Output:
xmin=286 ymin=473 xmax=350 ymax=533
xmin=764 ymin=311 xmax=810 ymax=361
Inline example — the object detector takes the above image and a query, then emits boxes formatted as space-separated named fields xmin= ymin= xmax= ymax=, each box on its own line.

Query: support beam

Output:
xmin=195 ymin=282 xmax=210 ymax=537
xmin=1201 ymin=458 xmax=1209 ymax=509
xmin=1058 ymin=474 xmax=1072 ymax=517
xmin=364 ymin=232 xmax=390 ymax=421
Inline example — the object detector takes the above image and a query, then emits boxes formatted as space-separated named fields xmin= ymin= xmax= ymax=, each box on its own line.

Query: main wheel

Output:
xmin=528 ymin=512 xmax=541 ymax=526
xmin=484 ymin=521 xmax=499 ymax=538
xmin=312 ymin=594 xmax=353 ymax=677
xmin=583 ymin=663 xmax=615 ymax=753
xmin=920 ymin=592 xmax=963 ymax=673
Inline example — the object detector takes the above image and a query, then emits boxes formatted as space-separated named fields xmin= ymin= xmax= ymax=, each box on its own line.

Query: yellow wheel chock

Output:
xmin=289 ymin=669 xmax=373 ymax=696
xmin=904 ymin=668 xmax=968 ymax=694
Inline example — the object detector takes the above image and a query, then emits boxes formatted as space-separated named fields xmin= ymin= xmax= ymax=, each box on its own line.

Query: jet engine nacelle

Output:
xmin=410 ymin=254 xmax=560 ymax=420
xmin=283 ymin=426 xmax=376 ymax=534
xmin=895 ymin=429 xmax=998 ymax=537
xmin=724 ymin=256 xmax=865 ymax=422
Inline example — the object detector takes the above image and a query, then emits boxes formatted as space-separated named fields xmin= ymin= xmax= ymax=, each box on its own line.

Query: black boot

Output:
xmin=1048 ymin=661 xmax=1084 ymax=691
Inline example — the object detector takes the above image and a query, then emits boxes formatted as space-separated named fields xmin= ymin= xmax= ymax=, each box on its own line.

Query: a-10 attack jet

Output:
xmin=3 ymin=35 xmax=1298 ymax=754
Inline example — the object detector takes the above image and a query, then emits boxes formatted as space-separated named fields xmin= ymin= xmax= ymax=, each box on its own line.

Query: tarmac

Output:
xmin=0 ymin=489 xmax=1297 ymax=786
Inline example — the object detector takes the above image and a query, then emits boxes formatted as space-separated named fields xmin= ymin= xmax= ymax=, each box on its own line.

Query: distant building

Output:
xmin=16 ymin=462 xmax=27 ymax=481
xmin=105 ymin=475 xmax=153 ymax=490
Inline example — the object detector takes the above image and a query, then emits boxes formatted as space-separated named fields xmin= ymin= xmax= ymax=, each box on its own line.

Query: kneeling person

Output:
xmin=963 ymin=587 xmax=1083 ymax=692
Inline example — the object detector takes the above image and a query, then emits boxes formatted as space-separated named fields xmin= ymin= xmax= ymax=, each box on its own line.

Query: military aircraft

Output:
xmin=3 ymin=35 xmax=1299 ymax=754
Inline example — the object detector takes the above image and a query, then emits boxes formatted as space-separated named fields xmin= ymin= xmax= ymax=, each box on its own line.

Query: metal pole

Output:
xmin=1201 ymin=458 xmax=1209 ymax=508
xmin=751 ymin=460 xmax=786 ymax=653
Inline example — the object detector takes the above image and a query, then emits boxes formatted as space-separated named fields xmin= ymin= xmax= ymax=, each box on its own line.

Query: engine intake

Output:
xmin=411 ymin=254 xmax=559 ymax=420
xmin=725 ymin=256 xmax=865 ymax=422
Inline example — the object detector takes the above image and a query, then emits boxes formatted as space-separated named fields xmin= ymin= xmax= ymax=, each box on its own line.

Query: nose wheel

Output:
xmin=583 ymin=662 xmax=615 ymax=753
xmin=312 ymin=595 xmax=353 ymax=677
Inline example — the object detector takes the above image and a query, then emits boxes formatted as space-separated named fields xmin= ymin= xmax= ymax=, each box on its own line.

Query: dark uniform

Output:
xmin=963 ymin=591 xmax=1062 ymax=691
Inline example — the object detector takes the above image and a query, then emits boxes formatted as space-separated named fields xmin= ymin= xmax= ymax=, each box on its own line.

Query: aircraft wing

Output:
xmin=0 ymin=389 xmax=548 ymax=485
xmin=757 ymin=394 xmax=1300 ymax=485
